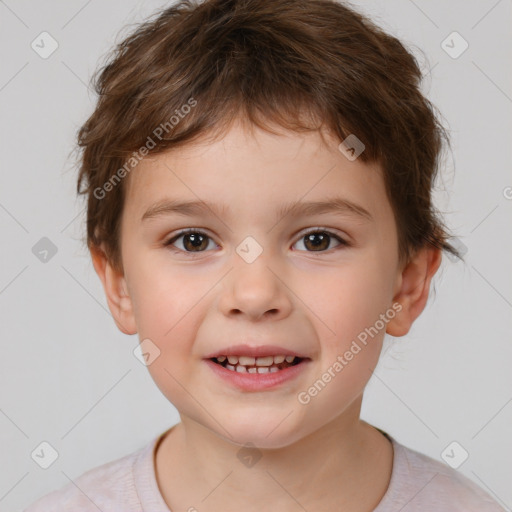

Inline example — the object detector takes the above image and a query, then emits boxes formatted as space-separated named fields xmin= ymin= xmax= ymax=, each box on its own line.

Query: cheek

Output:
xmin=127 ymin=251 xmax=209 ymax=337
xmin=295 ymin=265 xmax=391 ymax=416
xmin=132 ymin=281 xmax=201 ymax=409
xmin=310 ymin=256 xmax=395 ymax=344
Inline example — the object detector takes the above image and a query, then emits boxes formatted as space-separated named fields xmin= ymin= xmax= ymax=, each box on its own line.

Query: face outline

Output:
xmin=92 ymin=118 xmax=441 ymax=449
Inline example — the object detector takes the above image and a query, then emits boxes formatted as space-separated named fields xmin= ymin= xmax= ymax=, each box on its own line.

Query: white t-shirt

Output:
xmin=23 ymin=427 xmax=507 ymax=511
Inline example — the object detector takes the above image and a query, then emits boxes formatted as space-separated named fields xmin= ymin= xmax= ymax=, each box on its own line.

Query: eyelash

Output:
xmin=163 ymin=228 xmax=350 ymax=256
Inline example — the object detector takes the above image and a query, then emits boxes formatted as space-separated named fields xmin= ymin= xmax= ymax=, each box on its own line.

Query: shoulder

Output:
xmin=22 ymin=444 xmax=146 ymax=512
xmin=382 ymin=437 xmax=507 ymax=511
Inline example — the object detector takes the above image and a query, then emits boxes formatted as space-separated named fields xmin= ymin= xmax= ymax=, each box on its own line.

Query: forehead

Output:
xmin=123 ymin=121 xmax=389 ymax=224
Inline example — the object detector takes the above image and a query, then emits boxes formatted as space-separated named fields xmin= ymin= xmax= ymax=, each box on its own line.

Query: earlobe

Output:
xmin=386 ymin=247 xmax=442 ymax=337
xmin=90 ymin=246 xmax=138 ymax=335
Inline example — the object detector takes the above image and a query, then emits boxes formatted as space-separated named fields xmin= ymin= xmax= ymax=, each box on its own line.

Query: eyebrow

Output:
xmin=141 ymin=196 xmax=373 ymax=222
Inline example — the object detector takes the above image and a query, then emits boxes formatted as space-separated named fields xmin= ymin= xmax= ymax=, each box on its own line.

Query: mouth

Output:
xmin=210 ymin=354 xmax=305 ymax=373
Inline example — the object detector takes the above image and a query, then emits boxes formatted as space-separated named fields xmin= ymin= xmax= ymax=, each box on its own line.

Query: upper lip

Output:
xmin=205 ymin=344 xmax=310 ymax=359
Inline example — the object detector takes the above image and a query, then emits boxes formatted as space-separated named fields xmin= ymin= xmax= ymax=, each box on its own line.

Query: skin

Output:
xmin=92 ymin=117 xmax=441 ymax=512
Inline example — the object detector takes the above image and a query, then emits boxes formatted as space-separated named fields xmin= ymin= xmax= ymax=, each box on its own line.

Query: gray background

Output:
xmin=1 ymin=0 xmax=511 ymax=510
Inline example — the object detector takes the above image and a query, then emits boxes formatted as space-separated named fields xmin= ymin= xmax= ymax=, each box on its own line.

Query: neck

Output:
xmin=155 ymin=400 xmax=393 ymax=512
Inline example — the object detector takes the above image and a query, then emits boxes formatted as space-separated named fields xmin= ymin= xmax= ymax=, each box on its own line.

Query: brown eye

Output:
xmin=165 ymin=230 xmax=216 ymax=253
xmin=293 ymin=230 xmax=347 ymax=252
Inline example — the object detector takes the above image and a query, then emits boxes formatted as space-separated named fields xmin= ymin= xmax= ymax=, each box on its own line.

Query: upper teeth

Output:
xmin=216 ymin=355 xmax=296 ymax=366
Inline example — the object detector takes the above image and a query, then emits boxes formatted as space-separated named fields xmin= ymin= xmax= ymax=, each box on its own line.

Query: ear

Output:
xmin=90 ymin=246 xmax=137 ymax=335
xmin=386 ymin=246 xmax=442 ymax=337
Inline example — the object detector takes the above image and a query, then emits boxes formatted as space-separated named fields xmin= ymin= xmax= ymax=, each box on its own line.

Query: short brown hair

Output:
xmin=76 ymin=0 xmax=461 ymax=273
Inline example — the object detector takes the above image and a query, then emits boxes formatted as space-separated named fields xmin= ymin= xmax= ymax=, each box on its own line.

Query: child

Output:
xmin=24 ymin=0 xmax=506 ymax=510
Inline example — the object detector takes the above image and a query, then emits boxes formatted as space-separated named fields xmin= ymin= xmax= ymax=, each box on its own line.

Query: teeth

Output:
xmin=216 ymin=354 xmax=297 ymax=366
xmin=215 ymin=354 xmax=302 ymax=374
xmin=256 ymin=356 xmax=274 ymax=366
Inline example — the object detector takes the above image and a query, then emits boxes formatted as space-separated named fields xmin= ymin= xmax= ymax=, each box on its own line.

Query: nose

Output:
xmin=218 ymin=251 xmax=293 ymax=322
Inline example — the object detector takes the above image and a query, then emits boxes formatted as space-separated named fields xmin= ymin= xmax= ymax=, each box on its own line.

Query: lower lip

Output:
xmin=204 ymin=359 xmax=310 ymax=391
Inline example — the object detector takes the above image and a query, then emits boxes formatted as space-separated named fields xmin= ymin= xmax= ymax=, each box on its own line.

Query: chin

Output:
xmin=214 ymin=413 xmax=306 ymax=450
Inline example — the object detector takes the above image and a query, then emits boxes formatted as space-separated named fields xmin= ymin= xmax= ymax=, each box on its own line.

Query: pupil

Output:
xmin=185 ymin=233 xmax=207 ymax=251
xmin=305 ymin=233 xmax=328 ymax=251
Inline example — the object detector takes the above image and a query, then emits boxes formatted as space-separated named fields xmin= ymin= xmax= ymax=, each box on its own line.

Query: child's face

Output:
xmin=98 ymin=119 xmax=428 ymax=448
